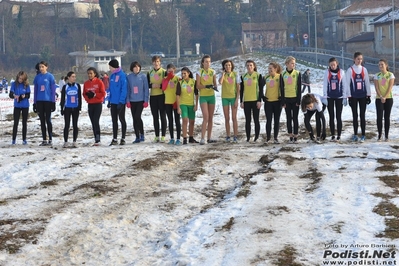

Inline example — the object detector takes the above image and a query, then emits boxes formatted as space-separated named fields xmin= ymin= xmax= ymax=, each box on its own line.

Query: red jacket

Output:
xmin=83 ymin=77 xmax=106 ymax=104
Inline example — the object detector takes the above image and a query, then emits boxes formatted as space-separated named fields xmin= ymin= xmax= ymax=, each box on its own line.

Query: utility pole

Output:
xmin=392 ymin=0 xmax=396 ymax=73
xmin=176 ymin=8 xmax=180 ymax=67
xmin=130 ymin=17 xmax=133 ymax=55
xmin=2 ymin=16 xmax=5 ymax=54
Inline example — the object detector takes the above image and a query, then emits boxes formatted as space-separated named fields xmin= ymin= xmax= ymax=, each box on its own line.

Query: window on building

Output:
xmin=275 ymin=32 xmax=279 ymax=40
xmin=95 ymin=57 xmax=99 ymax=61
xmin=246 ymin=33 xmax=250 ymax=38
xmin=378 ymin=27 xmax=383 ymax=41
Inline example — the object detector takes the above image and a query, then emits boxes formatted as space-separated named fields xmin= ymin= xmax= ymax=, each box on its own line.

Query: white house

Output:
xmin=68 ymin=49 xmax=126 ymax=72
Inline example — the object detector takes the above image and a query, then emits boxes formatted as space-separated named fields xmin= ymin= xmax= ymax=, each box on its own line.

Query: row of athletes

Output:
xmin=8 ymin=52 xmax=394 ymax=146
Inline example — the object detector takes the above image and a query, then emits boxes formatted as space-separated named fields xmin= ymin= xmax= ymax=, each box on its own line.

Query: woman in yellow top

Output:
xmin=218 ymin=59 xmax=240 ymax=143
xmin=374 ymin=58 xmax=395 ymax=141
xmin=162 ymin=63 xmax=181 ymax=145
xmin=264 ymin=62 xmax=282 ymax=144
xmin=147 ymin=55 xmax=167 ymax=142
xmin=240 ymin=60 xmax=264 ymax=142
xmin=196 ymin=55 xmax=217 ymax=145
xmin=177 ymin=67 xmax=199 ymax=145
xmin=279 ymin=56 xmax=302 ymax=143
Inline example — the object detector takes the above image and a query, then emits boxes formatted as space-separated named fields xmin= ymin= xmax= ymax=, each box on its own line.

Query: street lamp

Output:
xmin=314 ymin=2 xmax=319 ymax=66
xmin=392 ymin=0 xmax=396 ymax=73
xmin=306 ymin=5 xmax=311 ymax=47
xmin=248 ymin=16 xmax=252 ymax=52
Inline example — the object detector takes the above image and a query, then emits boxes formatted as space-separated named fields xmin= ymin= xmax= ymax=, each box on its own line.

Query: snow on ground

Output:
xmin=0 ymin=53 xmax=398 ymax=266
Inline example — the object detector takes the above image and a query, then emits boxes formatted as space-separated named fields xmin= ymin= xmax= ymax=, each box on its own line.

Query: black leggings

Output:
xmin=150 ymin=94 xmax=167 ymax=137
xmin=264 ymin=101 xmax=281 ymax=140
xmin=36 ymin=101 xmax=53 ymax=141
xmin=327 ymin=98 xmax=343 ymax=137
xmin=88 ymin=103 xmax=102 ymax=142
xmin=244 ymin=101 xmax=260 ymax=141
xmin=375 ymin=98 xmax=393 ymax=139
xmin=63 ymin=107 xmax=80 ymax=142
xmin=12 ymin=107 xmax=29 ymax=141
xmin=350 ymin=97 xmax=367 ymax=136
xmin=110 ymin=104 xmax=126 ymax=140
xmin=165 ymin=104 xmax=181 ymax=139
xmin=304 ymin=106 xmax=326 ymax=137
xmin=284 ymin=98 xmax=299 ymax=135
xmin=130 ymin=101 xmax=144 ymax=138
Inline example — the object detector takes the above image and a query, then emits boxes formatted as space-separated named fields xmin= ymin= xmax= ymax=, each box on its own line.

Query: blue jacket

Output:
xmin=33 ymin=72 xmax=56 ymax=103
xmin=108 ymin=68 xmax=127 ymax=105
xmin=126 ymin=72 xmax=149 ymax=103
xmin=10 ymin=82 xmax=30 ymax=108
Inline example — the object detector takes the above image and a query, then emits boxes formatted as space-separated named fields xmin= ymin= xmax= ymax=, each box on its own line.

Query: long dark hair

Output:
xmin=181 ymin=67 xmax=193 ymax=79
xmin=301 ymin=93 xmax=317 ymax=112
xmin=87 ymin=67 xmax=99 ymax=78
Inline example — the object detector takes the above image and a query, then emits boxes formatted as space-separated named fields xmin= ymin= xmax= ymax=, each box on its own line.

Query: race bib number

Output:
xmin=41 ymin=85 xmax=45 ymax=91
xmin=331 ymin=82 xmax=336 ymax=90
xmin=169 ymin=81 xmax=175 ymax=88
xmin=287 ymin=76 xmax=293 ymax=85
xmin=154 ymin=74 xmax=160 ymax=81
xmin=203 ymin=75 xmax=209 ymax=81
xmin=187 ymin=85 xmax=192 ymax=93
xmin=134 ymin=86 xmax=138 ymax=94
xmin=227 ymin=77 xmax=233 ymax=84
xmin=115 ymin=76 xmax=119 ymax=82
xmin=381 ymin=78 xmax=386 ymax=86
xmin=357 ymin=82 xmax=362 ymax=90
xmin=71 ymin=96 xmax=76 ymax=103
xmin=247 ymin=78 xmax=252 ymax=86
xmin=269 ymin=80 xmax=275 ymax=87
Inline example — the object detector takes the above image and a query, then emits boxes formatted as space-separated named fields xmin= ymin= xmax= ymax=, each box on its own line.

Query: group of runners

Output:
xmin=7 ymin=52 xmax=395 ymax=146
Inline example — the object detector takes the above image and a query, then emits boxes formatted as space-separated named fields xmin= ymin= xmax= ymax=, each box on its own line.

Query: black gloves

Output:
xmin=86 ymin=91 xmax=95 ymax=99
xmin=61 ymin=109 xmax=64 ymax=116
xmin=51 ymin=102 xmax=56 ymax=112
xmin=107 ymin=102 xmax=111 ymax=108
xmin=366 ymin=96 xmax=371 ymax=105
xmin=213 ymin=86 xmax=219 ymax=92
xmin=117 ymin=103 xmax=123 ymax=110
xmin=205 ymin=84 xmax=213 ymax=89
xmin=9 ymin=91 xmax=14 ymax=99
xmin=33 ymin=104 xmax=37 ymax=113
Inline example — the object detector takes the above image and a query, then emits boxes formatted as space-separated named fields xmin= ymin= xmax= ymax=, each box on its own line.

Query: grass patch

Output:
xmin=331 ymin=221 xmax=345 ymax=234
xmin=131 ymin=151 xmax=174 ymax=171
xmin=0 ymin=218 xmax=46 ymax=254
xmin=215 ymin=217 xmax=235 ymax=232
xmin=373 ymin=201 xmax=399 ymax=239
xmin=377 ymin=175 xmax=399 ymax=194
xmin=254 ymin=228 xmax=274 ymax=234
xmin=178 ymin=153 xmax=219 ymax=181
xmin=375 ymin=159 xmax=399 ymax=172
xmin=299 ymin=168 xmax=323 ymax=192
xmin=273 ymin=245 xmax=304 ymax=266
xmin=267 ymin=206 xmax=290 ymax=216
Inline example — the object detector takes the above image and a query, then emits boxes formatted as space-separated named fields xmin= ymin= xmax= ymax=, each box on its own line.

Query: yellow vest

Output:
xmin=375 ymin=71 xmax=393 ymax=99
xmin=179 ymin=78 xmax=196 ymax=106
xmin=164 ymin=76 xmax=180 ymax=104
xmin=149 ymin=68 xmax=166 ymax=96
xmin=198 ymin=68 xmax=215 ymax=97
xmin=221 ymin=71 xmax=238 ymax=99
xmin=282 ymin=70 xmax=299 ymax=98
xmin=242 ymin=72 xmax=259 ymax=102
xmin=265 ymin=73 xmax=280 ymax=102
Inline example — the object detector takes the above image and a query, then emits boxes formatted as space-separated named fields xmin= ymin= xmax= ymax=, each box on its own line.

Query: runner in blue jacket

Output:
xmin=9 ymin=71 xmax=30 ymax=145
xmin=107 ymin=59 xmax=127 ymax=145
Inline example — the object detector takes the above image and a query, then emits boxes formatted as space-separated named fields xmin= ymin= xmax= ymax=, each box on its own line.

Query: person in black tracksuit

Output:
xmin=60 ymin=71 xmax=82 ymax=147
